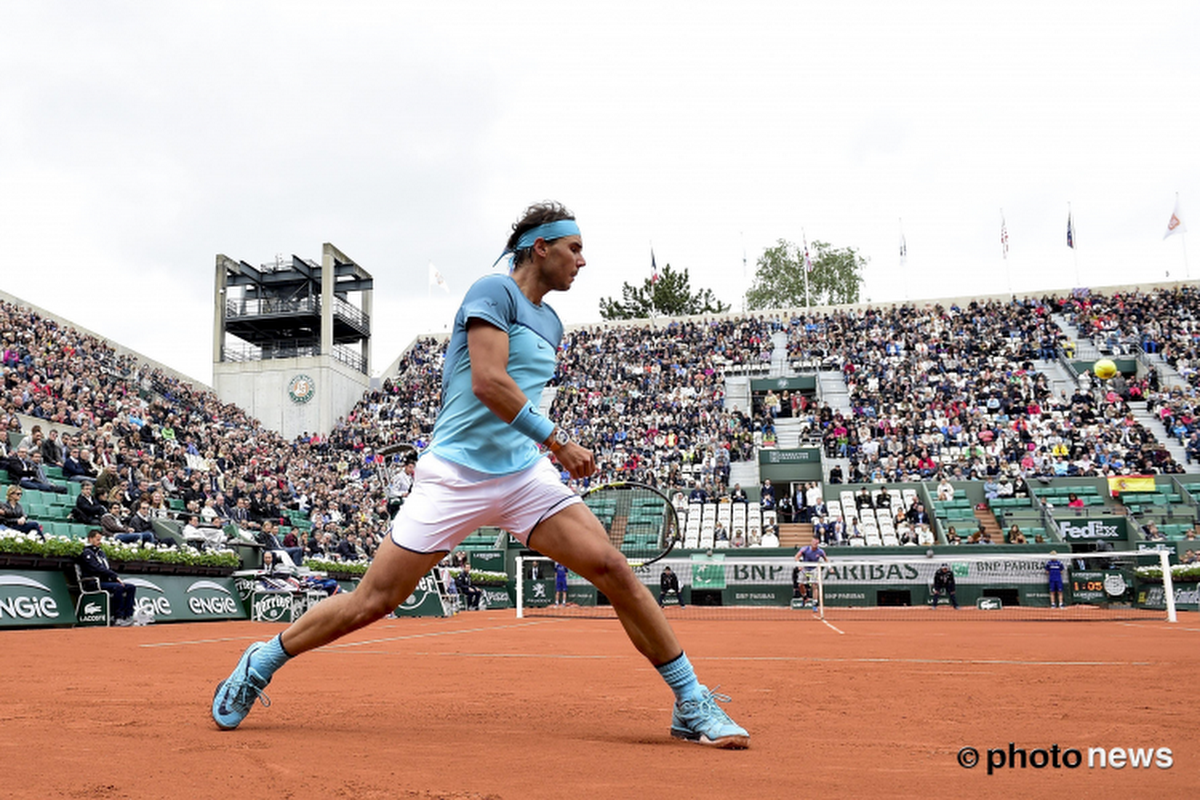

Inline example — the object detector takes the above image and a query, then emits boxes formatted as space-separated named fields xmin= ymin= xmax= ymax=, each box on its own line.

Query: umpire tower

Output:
xmin=212 ymin=243 xmax=372 ymax=440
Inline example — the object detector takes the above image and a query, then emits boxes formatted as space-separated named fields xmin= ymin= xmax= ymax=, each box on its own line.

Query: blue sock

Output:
xmin=656 ymin=652 xmax=703 ymax=704
xmin=250 ymin=634 xmax=292 ymax=679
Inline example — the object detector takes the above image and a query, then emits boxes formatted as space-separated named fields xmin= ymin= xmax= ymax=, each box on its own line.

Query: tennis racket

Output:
xmin=581 ymin=481 xmax=681 ymax=568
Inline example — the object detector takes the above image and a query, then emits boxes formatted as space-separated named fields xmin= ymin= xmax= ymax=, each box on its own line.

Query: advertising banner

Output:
xmin=122 ymin=575 xmax=246 ymax=622
xmin=393 ymin=571 xmax=450 ymax=617
xmin=1057 ymin=517 xmax=1127 ymax=541
xmin=0 ymin=571 xmax=76 ymax=627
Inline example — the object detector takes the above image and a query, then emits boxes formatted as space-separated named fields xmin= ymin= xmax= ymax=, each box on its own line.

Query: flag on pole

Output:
xmin=1067 ymin=211 xmax=1075 ymax=249
xmin=899 ymin=233 xmax=907 ymax=267
xmin=1001 ymin=213 xmax=1009 ymax=259
xmin=428 ymin=263 xmax=449 ymax=293
xmin=651 ymin=249 xmax=660 ymax=283
xmin=1165 ymin=197 xmax=1187 ymax=239
xmin=803 ymin=233 xmax=814 ymax=272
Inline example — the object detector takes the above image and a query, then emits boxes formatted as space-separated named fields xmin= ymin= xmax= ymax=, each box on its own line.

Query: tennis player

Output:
xmin=212 ymin=202 xmax=749 ymax=749
xmin=795 ymin=536 xmax=827 ymax=610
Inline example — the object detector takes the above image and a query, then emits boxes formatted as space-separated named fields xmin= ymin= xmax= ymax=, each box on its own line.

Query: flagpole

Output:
xmin=1069 ymin=202 xmax=1080 ymax=286
xmin=1179 ymin=193 xmax=1191 ymax=280
xmin=1183 ymin=231 xmax=1190 ymax=281
xmin=802 ymin=230 xmax=810 ymax=309
xmin=1001 ymin=209 xmax=1011 ymax=299
xmin=899 ymin=218 xmax=908 ymax=302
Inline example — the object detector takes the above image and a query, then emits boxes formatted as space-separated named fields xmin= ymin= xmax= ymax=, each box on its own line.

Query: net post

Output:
xmin=515 ymin=556 xmax=525 ymax=619
xmin=1160 ymin=549 xmax=1177 ymax=624
xmin=816 ymin=561 xmax=825 ymax=623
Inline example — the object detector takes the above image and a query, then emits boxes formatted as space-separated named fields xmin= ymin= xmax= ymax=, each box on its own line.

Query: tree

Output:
xmin=745 ymin=239 xmax=866 ymax=310
xmin=599 ymin=262 xmax=730 ymax=320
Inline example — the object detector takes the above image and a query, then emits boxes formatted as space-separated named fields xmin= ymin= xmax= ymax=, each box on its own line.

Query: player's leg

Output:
xmin=213 ymin=540 xmax=441 ymax=730
xmin=531 ymin=503 xmax=679 ymax=662
xmin=528 ymin=503 xmax=748 ymax=748
xmin=281 ymin=541 xmax=443 ymax=653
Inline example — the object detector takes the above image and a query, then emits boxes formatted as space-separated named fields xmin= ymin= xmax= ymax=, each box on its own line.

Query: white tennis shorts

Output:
xmin=389 ymin=452 xmax=581 ymax=554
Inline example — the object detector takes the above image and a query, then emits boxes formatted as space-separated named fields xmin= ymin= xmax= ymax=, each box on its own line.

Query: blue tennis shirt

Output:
xmin=430 ymin=274 xmax=563 ymax=475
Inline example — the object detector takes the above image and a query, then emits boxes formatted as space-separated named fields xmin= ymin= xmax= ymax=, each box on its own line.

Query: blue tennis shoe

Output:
xmin=670 ymin=685 xmax=750 ymax=749
xmin=212 ymin=642 xmax=272 ymax=730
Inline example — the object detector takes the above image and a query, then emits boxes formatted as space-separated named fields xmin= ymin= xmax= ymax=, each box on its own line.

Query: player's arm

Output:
xmin=466 ymin=320 xmax=595 ymax=479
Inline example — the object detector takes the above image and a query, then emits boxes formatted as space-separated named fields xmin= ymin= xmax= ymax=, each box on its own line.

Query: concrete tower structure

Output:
xmin=212 ymin=243 xmax=372 ymax=440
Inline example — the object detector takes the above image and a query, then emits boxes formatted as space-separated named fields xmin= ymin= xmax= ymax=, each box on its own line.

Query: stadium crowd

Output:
xmin=777 ymin=297 xmax=1182 ymax=482
xmin=0 ymin=298 xmax=390 ymax=561
xmin=2 ymin=283 xmax=1195 ymax=563
xmin=1061 ymin=285 xmax=1200 ymax=464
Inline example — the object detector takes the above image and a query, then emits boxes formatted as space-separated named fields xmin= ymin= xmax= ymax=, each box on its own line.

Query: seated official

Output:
xmin=79 ymin=530 xmax=138 ymax=626
xmin=454 ymin=564 xmax=483 ymax=610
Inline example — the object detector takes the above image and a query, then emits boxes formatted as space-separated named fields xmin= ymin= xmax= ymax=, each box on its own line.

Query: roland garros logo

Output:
xmin=288 ymin=374 xmax=315 ymax=405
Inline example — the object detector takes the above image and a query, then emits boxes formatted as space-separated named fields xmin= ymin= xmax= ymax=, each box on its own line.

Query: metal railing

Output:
xmin=220 ymin=341 xmax=367 ymax=375
xmin=226 ymin=297 xmax=319 ymax=318
xmin=224 ymin=296 xmax=369 ymax=333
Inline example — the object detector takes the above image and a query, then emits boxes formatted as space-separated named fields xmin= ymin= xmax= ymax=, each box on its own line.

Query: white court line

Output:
xmin=320 ymin=619 xmax=558 ymax=649
xmin=301 ymin=651 xmax=1153 ymax=668
xmin=821 ymin=619 xmax=845 ymax=635
xmin=1118 ymin=621 xmax=1200 ymax=633
xmin=139 ymin=618 xmax=560 ymax=650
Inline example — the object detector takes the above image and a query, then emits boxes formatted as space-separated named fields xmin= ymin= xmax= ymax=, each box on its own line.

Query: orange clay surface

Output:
xmin=2 ymin=612 xmax=1198 ymax=799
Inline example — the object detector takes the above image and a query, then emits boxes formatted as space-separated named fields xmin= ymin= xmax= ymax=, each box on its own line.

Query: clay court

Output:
xmin=3 ymin=613 xmax=1197 ymax=799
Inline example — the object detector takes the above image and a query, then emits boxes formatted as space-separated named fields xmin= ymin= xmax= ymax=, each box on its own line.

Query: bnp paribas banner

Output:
xmin=0 ymin=571 xmax=77 ymax=627
xmin=123 ymin=575 xmax=246 ymax=622
xmin=614 ymin=557 xmax=1065 ymax=588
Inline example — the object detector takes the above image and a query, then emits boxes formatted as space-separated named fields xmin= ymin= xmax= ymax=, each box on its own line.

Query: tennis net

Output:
xmin=515 ymin=550 xmax=1184 ymax=622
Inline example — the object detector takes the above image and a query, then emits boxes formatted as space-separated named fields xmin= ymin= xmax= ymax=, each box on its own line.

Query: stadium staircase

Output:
xmin=769 ymin=331 xmax=790 ymax=376
xmin=722 ymin=374 xmax=761 ymax=489
xmin=773 ymin=417 xmax=807 ymax=449
xmin=725 ymin=375 xmax=751 ymax=416
xmin=728 ymin=460 xmax=760 ymax=491
xmin=777 ymin=522 xmax=811 ymax=548
xmin=816 ymin=370 xmax=852 ymax=481
xmin=1130 ymin=400 xmax=1195 ymax=472
xmin=1051 ymin=312 xmax=1103 ymax=360
xmin=817 ymin=370 xmax=851 ymax=415
xmin=973 ymin=506 xmax=1003 ymax=542
xmin=1054 ymin=311 xmax=1198 ymax=472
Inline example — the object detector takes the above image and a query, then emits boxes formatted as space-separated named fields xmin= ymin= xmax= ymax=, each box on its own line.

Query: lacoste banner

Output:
xmin=0 ymin=571 xmax=76 ymax=627
xmin=76 ymin=591 xmax=110 ymax=627
xmin=123 ymin=575 xmax=246 ymax=622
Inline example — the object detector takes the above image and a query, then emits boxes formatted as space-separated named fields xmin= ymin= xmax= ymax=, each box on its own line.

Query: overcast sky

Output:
xmin=2 ymin=1 xmax=1197 ymax=385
